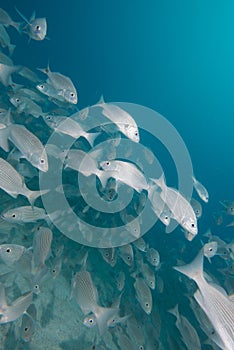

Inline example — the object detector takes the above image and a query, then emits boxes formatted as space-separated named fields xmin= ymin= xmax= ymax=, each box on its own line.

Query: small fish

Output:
xmin=36 ymin=81 xmax=65 ymax=101
xmin=132 ymin=237 xmax=147 ymax=252
xmin=192 ymin=176 xmax=209 ymax=203
xmin=100 ymin=160 xmax=148 ymax=193
xmin=0 ymin=24 xmax=15 ymax=55
xmin=0 ymin=157 xmax=48 ymax=206
xmin=146 ymin=247 xmax=160 ymax=269
xmin=32 ymin=226 xmax=53 ymax=272
xmin=0 ymin=244 xmax=26 ymax=266
xmin=38 ymin=65 xmax=78 ymax=104
xmin=168 ymin=304 xmax=201 ymax=350
xmin=8 ymin=124 xmax=48 ymax=172
xmin=0 ymin=8 xmax=21 ymax=31
xmin=118 ymin=244 xmax=134 ymax=267
xmin=133 ymin=277 xmax=152 ymax=314
xmin=148 ymin=183 xmax=171 ymax=226
xmin=15 ymin=8 xmax=47 ymax=41
xmin=203 ymin=241 xmax=218 ymax=263
xmin=1 ymin=205 xmax=48 ymax=224
xmin=50 ymin=256 xmax=62 ymax=279
xmin=9 ymin=94 xmax=46 ymax=118
xmin=98 ymin=248 xmax=117 ymax=267
xmin=116 ymin=271 xmax=125 ymax=292
xmin=190 ymin=198 xmax=202 ymax=218
xmin=43 ymin=115 xmax=98 ymax=147
xmin=151 ymin=174 xmax=198 ymax=238
xmin=96 ymin=101 xmax=139 ymax=142
xmin=20 ymin=304 xmax=36 ymax=342
xmin=138 ymin=260 xmax=155 ymax=290
xmin=0 ymin=63 xmax=20 ymax=86
xmin=0 ymin=283 xmax=33 ymax=324
xmin=220 ymin=200 xmax=234 ymax=216
xmin=71 ymin=270 xmax=117 ymax=335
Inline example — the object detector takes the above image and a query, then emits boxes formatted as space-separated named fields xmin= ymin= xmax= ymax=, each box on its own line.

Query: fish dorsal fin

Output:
xmin=173 ymin=249 xmax=204 ymax=285
xmin=29 ymin=11 xmax=36 ymax=22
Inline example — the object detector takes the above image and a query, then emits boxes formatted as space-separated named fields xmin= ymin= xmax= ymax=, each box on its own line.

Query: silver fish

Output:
xmin=174 ymin=249 xmax=234 ymax=350
xmin=133 ymin=277 xmax=152 ymax=314
xmin=0 ymin=157 xmax=48 ymax=206
xmin=169 ymin=304 xmax=201 ymax=350
xmin=0 ymin=63 xmax=20 ymax=86
xmin=97 ymin=101 xmax=139 ymax=142
xmin=100 ymin=159 xmax=148 ymax=193
xmin=1 ymin=205 xmax=48 ymax=224
xmin=38 ymin=65 xmax=77 ymax=104
xmin=203 ymin=241 xmax=218 ymax=263
xmin=44 ymin=115 xmax=98 ymax=147
xmin=0 ymin=244 xmax=26 ymax=266
xmin=220 ymin=200 xmax=234 ymax=216
xmin=118 ymin=244 xmax=134 ymax=267
xmin=148 ymin=183 xmax=171 ymax=226
xmin=8 ymin=124 xmax=48 ymax=172
xmin=0 ymin=24 xmax=16 ymax=55
xmin=71 ymin=270 xmax=117 ymax=335
xmin=0 ymin=283 xmax=33 ymax=324
xmin=152 ymin=174 xmax=198 ymax=238
xmin=190 ymin=198 xmax=202 ymax=218
xmin=192 ymin=176 xmax=209 ymax=203
xmin=20 ymin=304 xmax=36 ymax=342
xmin=146 ymin=247 xmax=160 ymax=268
xmin=10 ymin=94 xmax=45 ymax=118
xmin=32 ymin=226 xmax=53 ymax=271
xmin=15 ymin=8 xmax=47 ymax=41
xmin=116 ymin=271 xmax=125 ymax=292
xmin=36 ymin=81 xmax=65 ymax=101
xmin=0 ymin=8 xmax=20 ymax=31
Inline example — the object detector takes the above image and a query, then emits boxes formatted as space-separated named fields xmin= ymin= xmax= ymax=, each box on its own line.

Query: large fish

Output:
xmin=174 ymin=249 xmax=234 ymax=350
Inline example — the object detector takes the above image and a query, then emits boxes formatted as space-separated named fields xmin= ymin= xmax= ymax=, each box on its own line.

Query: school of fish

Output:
xmin=0 ymin=6 xmax=233 ymax=350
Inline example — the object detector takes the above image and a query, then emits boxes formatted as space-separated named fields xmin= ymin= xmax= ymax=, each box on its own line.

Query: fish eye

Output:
xmin=39 ymin=84 xmax=44 ymax=89
xmin=127 ymin=256 xmax=131 ymax=260
xmin=24 ymin=327 xmax=28 ymax=332
xmin=145 ymin=302 xmax=149 ymax=307
xmin=6 ymin=247 xmax=11 ymax=253
xmin=134 ymin=131 xmax=138 ymax=136
xmin=106 ymin=161 xmax=110 ymax=166
xmin=35 ymin=25 xmax=41 ymax=31
xmin=89 ymin=318 xmax=94 ymax=324
xmin=209 ymin=248 xmax=213 ymax=251
xmin=11 ymin=213 xmax=16 ymax=218
xmin=40 ymin=158 xmax=45 ymax=164
xmin=70 ymin=92 xmax=74 ymax=97
xmin=16 ymin=98 xmax=20 ymax=103
xmin=165 ymin=216 xmax=168 ymax=220
xmin=191 ymin=223 xmax=195 ymax=228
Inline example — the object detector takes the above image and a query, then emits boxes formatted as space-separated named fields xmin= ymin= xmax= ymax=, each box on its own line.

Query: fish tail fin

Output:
xmin=150 ymin=173 xmax=166 ymax=190
xmin=12 ymin=21 xmax=23 ymax=33
xmin=168 ymin=304 xmax=179 ymax=319
xmin=173 ymin=249 xmax=204 ymax=284
xmin=94 ymin=306 xmax=117 ymax=335
xmin=28 ymin=189 xmax=49 ymax=208
xmin=85 ymin=132 xmax=100 ymax=147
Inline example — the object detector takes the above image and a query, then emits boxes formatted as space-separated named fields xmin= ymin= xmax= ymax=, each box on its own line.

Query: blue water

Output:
xmin=0 ymin=1 xmax=234 ymax=349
